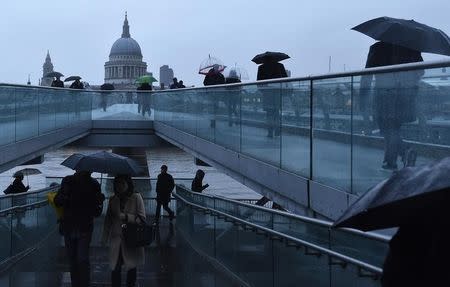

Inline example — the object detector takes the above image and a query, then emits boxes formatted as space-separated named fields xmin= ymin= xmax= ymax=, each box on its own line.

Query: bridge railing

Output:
xmin=149 ymin=60 xmax=450 ymax=197
xmin=175 ymin=185 xmax=384 ymax=286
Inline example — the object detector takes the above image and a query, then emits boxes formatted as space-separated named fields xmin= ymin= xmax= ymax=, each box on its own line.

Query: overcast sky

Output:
xmin=1 ymin=0 xmax=449 ymax=86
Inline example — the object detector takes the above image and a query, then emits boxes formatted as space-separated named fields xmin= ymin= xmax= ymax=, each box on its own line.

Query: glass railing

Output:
xmin=0 ymin=84 xmax=92 ymax=148
xmin=91 ymin=91 xmax=153 ymax=121
xmin=0 ymin=186 xmax=54 ymax=211
xmin=175 ymin=187 xmax=382 ymax=287
xmin=176 ymin=185 xmax=389 ymax=268
xmin=150 ymin=61 xmax=450 ymax=196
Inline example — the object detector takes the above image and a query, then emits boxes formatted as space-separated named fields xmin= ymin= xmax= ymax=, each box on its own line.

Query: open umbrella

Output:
xmin=353 ymin=16 xmax=450 ymax=56
xmin=135 ymin=75 xmax=158 ymax=85
xmin=224 ymin=65 xmax=249 ymax=80
xmin=100 ymin=83 xmax=115 ymax=90
xmin=64 ymin=76 xmax=82 ymax=82
xmin=45 ymin=71 xmax=64 ymax=78
xmin=333 ymin=157 xmax=450 ymax=231
xmin=61 ymin=151 xmax=142 ymax=176
xmin=14 ymin=168 xmax=42 ymax=186
xmin=199 ymin=55 xmax=226 ymax=75
xmin=252 ymin=51 xmax=290 ymax=64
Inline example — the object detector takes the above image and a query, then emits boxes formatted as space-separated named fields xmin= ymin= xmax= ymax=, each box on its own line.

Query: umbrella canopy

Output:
xmin=252 ymin=51 xmax=290 ymax=65
xmin=13 ymin=168 xmax=41 ymax=177
xmin=100 ymin=83 xmax=115 ymax=90
xmin=333 ymin=157 xmax=450 ymax=231
xmin=45 ymin=71 xmax=64 ymax=78
xmin=64 ymin=76 xmax=82 ymax=82
xmin=224 ymin=66 xmax=249 ymax=80
xmin=61 ymin=151 xmax=143 ymax=176
xmin=135 ymin=75 xmax=158 ymax=85
xmin=199 ymin=55 xmax=226 ymax=75
xmin=353 ymin=16 xmax=450 ymax=56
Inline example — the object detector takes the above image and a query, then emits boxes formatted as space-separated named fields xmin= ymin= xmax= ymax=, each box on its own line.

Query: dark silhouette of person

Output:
xmin=155 ymin=165 xmax=175 ymax=224
xmin=4 ymin=172 xmax=30 ymax=194
xmin=204 ymin=65 xmax=226 ymax=128
xmin=137 ymin=82 xmax=152 ymax=117
xmin=170 ymin=78 xmax=179 ymax=89
xmin=225 ymin=70 xmax=241 ymax=126
xmin=54 ymin=170 xmax=105 ymax=287
xmin=178 ymin=80 xmax=186 ymax=88
xmin=100 ymin=84 xmax=115 ymax=112
xmin=191 ymin=169 xmax=209 ymax=193
xmin=257 ymin=59 xmax=288 ymax=137
xmin=51 ymin=76 xmax=64 ymax=88
xmin=361 ymin=41 xmax=423 ymax=170
xmin=69 ymin=79 xmax=84 ymax=89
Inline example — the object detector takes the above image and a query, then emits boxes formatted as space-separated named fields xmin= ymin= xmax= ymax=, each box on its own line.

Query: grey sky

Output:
xmin=1 ymin=0 xmax=449 ymax=86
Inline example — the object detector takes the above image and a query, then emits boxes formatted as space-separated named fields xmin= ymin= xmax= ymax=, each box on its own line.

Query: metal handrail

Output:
xmin=176 ymin=185 xmax=391 ymax=243
xmin=174 ymin=192 xmax=382 ymax=277
xmin=0 ymin=199 xmax=49 ymax=217
xmin=1 ymin=59 xmax=449 ymax=92
xmin=0 ymin=185 xmax=59 ymax=199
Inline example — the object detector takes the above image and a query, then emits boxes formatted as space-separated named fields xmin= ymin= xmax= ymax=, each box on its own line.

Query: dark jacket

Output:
xmin=4 ymin=178 xmax=29 ymax=194
xmin=361 ymin=42 xmax=423 ymax=126
xmin=69 ymin=80 xmax=84 ymax=89
xmin=54 ymin=173 xmax=104 ymax=234
xmin=191 ymin=178 xmax=208 ymax=193
xmin=51 ymin=79 xmax=64 ymax=88
xmin=257 ymin=62 xmax=287 ymax=81
xmin=156 ymin=173 xmax=174 ymax=204
xmin=137 ymin=83 xmax=152 ymax=91
xmin=170 ymin=83 xmax=178 ymax=89
xmin=203 ymin=70 xmax=225 ymax=86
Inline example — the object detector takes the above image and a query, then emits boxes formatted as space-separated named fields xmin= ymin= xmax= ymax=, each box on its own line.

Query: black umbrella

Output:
xmin=100 ymin=83 xmax=115 ymax=90
xmin=45 ymin=71 xmax=64 ymax=78
xmin=61 ymin=151 xmax=143 ymax=176
xmin=353 ymin=16 xmax=450 ymax=56
xmin=252 ymin=51 xmax=290 ymax=64
xmin=64 ymin=76 xmax=82 ymax=82
xmin=333 ymin=157 xmax=450 ymax=231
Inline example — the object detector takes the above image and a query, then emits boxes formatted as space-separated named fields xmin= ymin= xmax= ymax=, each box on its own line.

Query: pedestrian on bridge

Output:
xmin=191 ymin=169 xmax=209 ymax=193
xmin=102 ymin=175 xmax=146 ymax=287
xmin=154 ymin=165 xmax=175 ymax=224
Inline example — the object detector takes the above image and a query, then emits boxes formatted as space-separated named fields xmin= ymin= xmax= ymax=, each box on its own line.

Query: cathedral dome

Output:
xmin=109 ymin=37 xmax=142 ymax=57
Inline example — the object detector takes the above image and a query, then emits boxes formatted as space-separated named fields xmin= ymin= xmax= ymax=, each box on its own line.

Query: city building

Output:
xmin=40 ymin=50 xmax=54 ymax=87
xmin=104 ymin=13 xmax=148 ymax=89
xmin=159 ymin=65 xmax=174 ymax=89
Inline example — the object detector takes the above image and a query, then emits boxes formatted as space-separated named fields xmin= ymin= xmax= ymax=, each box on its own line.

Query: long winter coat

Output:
xmin=102 ymin=193 xmax=146 ymax=271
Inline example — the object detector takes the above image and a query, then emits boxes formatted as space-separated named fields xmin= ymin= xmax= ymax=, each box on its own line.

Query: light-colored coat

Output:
xmin=102 ymin=193 xmax=146 ymax=271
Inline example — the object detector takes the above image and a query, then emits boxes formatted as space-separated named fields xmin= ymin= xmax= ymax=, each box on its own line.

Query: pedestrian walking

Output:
xmin=170 ymin=78 xmax=179 ymax=89
xmin=154 ymin=165 xmax=175 ymax=224
xmin=361 ymin=41 xmax=423 ymax=170
xmin=51 ymin=76 xmax=64 ymax=88
xmin=54 ymin=170 xmax=105 ymax=287
xmin=137 ymin=82 xmax=152 ymax=117
xmin=191 ymin=169 xmax=209 ymax=193
xmin=102 ymin=175 xmax=145 ymax=287
xmin=3 ymin=172 xmax=30 ymax=194
xmin=225 ymin=70 xmax=241 ymax=126
xmin=203 ymin=65 xmax=225 ymax=86
xmin=178 ymin=80 xmax=186 ymax=88
xmin=70 ymin=79 xmax=84 ymax=89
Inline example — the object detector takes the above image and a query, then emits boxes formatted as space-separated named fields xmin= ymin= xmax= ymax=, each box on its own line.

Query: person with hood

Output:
xmin=360 ymin=41 xmax=423 ymax=170
xmin=54 ymin=170 xmax=105 ymax=287
xmin=102 ymin=175 xmax=145 ymax=287
xmin=51 ymin=76 xmax=64 ymax=88
xmin=225 ymin=70 xmax=241 ymax=126
xmin=191 ymin=169 xmax=209 ymax=193
xmin=154 ymin=165 xmax=175 ymax=224
xmin=257 ymin=58 xmax=288 ymax=137
xmin=137 ymin=82 xmax=152 ymax=117
xmin=69 ymin=79 xmax=84 ymax=89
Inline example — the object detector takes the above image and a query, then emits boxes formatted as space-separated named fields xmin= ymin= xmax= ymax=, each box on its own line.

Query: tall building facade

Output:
xmin=104 ymin=13 xmax=148 ymax=89
xmin=160 ymin=65 xmax=174 ymax=88
xmin=41 ymin=50 xmax=54 ymax=86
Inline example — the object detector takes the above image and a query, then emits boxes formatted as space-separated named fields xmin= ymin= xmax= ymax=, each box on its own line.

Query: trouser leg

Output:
xmin=163 ymin=203 xmax=174 ymax=219
xmin=78 ymin=232 xmax=92 ymax=287
xmin=126 ymin=268 xmax=137 ymax=287
xmin=65 ymin=235 xmax=80 ymax=287
xmin=155 ymin=202 xmax=162 ymax=223
xmin=112 ymin=250 xmax=123 ymax=287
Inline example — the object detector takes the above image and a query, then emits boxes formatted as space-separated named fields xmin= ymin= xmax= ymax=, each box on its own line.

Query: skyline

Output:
xmin=1 ymin=0 xmax=450 ymax=86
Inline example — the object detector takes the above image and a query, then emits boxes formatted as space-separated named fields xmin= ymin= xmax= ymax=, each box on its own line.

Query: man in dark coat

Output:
xmin=170 ymin=78 xmax=179 ymax=89
xmin=257 ymin=59 xmax=288 ymax=137
xmin=360 ymin=41 xmax=423 ymax=170
xmin=191 ymin=169 xmax=209 ymax=193
xmin=54 ymin=170 xmax=104 ymax=287
xmin=203 ymin=65 xmax=226 ymax=128
xmin=69 ymin=79 xmax=84 ymax=89
xmin=225 ymin=71 xmax=241 ymax=126
xmin=5 ymin=172 xmax=30 ymax=194
xmin=155 ymin=165 xmax=175 ymax=224
xmin=51 ymin=76 xmax=64 ymax=88
xmin=177 ymin=80 xmax=186 ymax=88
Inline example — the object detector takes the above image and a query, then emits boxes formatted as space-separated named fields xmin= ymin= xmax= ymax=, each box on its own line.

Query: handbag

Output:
xmin=121 ymin=195 xmax=153 ymax=247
